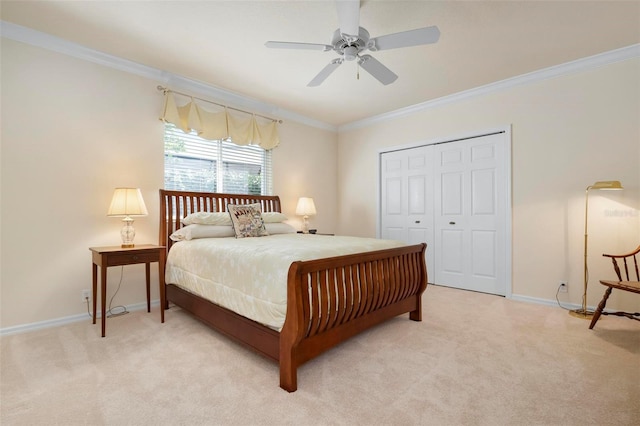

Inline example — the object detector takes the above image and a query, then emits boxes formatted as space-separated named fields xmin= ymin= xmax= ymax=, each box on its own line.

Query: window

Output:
xmin=164 ymin=123 xmax=272 ymax=195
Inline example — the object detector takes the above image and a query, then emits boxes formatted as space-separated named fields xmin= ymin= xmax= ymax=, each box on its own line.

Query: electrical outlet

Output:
xmin=81 ymin=289 xmax=90 ymax=302
xmin=559 ymin=281 xmax=568 ymax=293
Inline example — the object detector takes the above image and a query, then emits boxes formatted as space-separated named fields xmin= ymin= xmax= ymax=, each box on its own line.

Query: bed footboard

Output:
xmin=279 ymin=243 xmax=428 ymax=392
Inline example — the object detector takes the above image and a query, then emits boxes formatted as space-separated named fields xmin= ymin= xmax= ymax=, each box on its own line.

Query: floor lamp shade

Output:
xmin=296 ymin=197 xmax=316 ymax=234
xmin=569 ymin=181 xmax=623 ymax=319
xmin=107 ymin=188 xmax=148 ymax=248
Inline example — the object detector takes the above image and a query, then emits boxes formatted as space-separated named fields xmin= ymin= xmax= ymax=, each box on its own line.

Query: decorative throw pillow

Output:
xmin=227 ymin=203 xmax=269 ymax=238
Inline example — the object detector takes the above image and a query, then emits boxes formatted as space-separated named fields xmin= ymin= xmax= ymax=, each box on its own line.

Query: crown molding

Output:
xmin=0 ymin=20 xmax=337 ymax=132
xmin=339 ymin=43 xmax=640 ymax=132
xmin=3 ymin=21 xmax=637 ymax=134
xmin=1 ymin=21 xmax=166 ymax=81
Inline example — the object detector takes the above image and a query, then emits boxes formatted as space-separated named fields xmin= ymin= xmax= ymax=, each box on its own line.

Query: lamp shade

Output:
xmin=296 ymin=197 xmax=316 ymax=216
xmin=590 ymin=181 xmax=623 ymax=190
xmin=107 ymin=188 xmax=148 ymax=217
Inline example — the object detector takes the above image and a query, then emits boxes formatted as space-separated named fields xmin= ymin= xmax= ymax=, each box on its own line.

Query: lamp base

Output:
xmin=120 ymin=217 xmax=136 ymax=248
xmin=569 ymin=308 xmax=595 ymax=319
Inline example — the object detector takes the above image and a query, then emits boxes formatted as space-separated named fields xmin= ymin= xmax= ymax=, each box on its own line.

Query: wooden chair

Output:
xmin=589 ymin=245 xmax=640 ymax=329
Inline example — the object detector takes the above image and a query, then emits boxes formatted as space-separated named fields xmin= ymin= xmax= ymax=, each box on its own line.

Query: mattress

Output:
xmin=165 ymin=233 xmax=405 ymax=331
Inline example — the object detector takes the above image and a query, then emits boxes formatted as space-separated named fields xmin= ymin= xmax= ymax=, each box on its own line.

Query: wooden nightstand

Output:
xmin=89 ymin=244 xmax=165 ymax=337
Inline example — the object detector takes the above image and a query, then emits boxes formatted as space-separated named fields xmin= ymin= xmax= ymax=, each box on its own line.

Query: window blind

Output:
xmin=164 ymin=123 xmax=272 ymax=195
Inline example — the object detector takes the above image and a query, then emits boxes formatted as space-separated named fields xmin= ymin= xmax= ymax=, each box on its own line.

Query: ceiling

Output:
xmin=2 ymin=1 xmax=639 ymax=127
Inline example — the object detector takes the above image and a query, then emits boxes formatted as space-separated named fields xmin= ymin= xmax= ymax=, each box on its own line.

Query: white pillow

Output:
xmin=261 ymin=212 xmax=289 ymax=223
xmin=182 ymin=211 xmax=286 ymax=225
xmin=181 ymin=212 xmax=232 ymax=226
xmin=170 ymin=224 xmax=235 ymax=241
xmin=264 ymin=222 xmax=296 ymax=234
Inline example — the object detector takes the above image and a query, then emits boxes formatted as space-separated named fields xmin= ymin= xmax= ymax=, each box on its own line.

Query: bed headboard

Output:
xmin=159 ymin=189 xmax=282 ymax=252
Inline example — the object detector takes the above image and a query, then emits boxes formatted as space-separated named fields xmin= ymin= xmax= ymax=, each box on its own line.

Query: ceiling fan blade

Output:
xmin=336 ymin=0 xmax=360 ymax=39
xmin=358 ymin=55 xmax=398 ymax=85
xmin=369 ymin=26 xmax=440 ymax=51
xmin=265 ymin=41 xmax=333 ymax=51
xmin=308 ymin=59 xmax=343 ymax=87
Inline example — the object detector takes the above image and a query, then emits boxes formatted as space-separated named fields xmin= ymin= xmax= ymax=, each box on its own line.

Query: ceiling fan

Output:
xmin=265 ymin=0 xmax=440 ymax=87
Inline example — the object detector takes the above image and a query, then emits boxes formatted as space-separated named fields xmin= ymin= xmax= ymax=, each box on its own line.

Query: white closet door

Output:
xmin=380 ymin=146 xmax=434 ymax=278
xmin=380 ymin=131 xmax=510 ymax=296
xmin=434 ymin=133 xmax=508 ymax=295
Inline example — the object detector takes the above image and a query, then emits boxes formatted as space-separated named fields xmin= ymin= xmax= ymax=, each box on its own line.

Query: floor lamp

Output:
xmin=569 ymin=180 xmax=623 ymax=319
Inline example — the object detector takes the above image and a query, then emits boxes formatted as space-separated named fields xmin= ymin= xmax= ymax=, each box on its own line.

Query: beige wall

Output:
xmin=274 ymin=121 xmax=338 ymax=234
xmin=0 ymin=39 xmax=337 ymax=329
xmin=337 ymin=58 xmax=640 ymax=313
xmin=2 ymin=35 xmax=638 ymax=331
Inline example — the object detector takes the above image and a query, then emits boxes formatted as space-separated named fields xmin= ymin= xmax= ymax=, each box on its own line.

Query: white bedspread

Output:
xmin=165 ymin=234 xmax=405 ymax=331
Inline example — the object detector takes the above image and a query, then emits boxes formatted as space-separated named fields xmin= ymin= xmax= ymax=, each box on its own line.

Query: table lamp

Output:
xmin=296 ymin=197 xmax=316 ymax=234
xmin=107 ymin=188 xmax=148 ymax=248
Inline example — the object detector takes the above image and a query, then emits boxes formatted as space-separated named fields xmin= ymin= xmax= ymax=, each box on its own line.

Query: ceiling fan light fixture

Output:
xmin=343 ymin=45 xmax=358 ymax=61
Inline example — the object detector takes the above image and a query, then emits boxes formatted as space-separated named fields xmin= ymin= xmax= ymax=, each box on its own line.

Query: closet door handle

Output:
xmin=449 ymin=221 xmax=456 ymax=225
xmin=415 ymin=220 xmax=420 ymax=224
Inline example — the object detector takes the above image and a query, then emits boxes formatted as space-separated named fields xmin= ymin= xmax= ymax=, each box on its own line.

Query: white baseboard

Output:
xmin=510 ymin=293 xmax=598 ymax=312
xmin=0 ymin=299 xmax=160 ymax=337
xmin=0 ymin=293 xmax=604 ymax=336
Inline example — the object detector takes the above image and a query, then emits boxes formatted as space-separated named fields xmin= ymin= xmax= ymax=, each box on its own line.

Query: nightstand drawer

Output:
xmin=106 ymin=251 xmax=159 ymax=266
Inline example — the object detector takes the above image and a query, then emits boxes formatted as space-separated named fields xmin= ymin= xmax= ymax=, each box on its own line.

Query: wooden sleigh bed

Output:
xmin=159 ymin=189 xmax=428 ymax=392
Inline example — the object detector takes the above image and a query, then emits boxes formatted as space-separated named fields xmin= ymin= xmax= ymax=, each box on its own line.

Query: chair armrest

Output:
xmin=602 ymin=245 xmax=640 ymax=259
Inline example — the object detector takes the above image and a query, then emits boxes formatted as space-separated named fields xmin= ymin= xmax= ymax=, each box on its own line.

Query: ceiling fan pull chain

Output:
xmin=357 ymin=61 xmax=360 ymax=80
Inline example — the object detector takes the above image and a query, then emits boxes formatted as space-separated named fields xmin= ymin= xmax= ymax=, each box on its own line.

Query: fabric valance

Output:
xmin=160 ymin=90 xmax=280 ymax=150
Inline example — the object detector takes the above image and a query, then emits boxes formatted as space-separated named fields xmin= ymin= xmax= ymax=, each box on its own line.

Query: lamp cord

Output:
xmin=107 ymin=266 xmax=129 ymax=317
xmin=582 ymin=264 xmax=590 ymax=311
xmin=83 ymin=266 xmax=129 ymax=318
xmin=555 ymin=283 xmax=572 ymax=311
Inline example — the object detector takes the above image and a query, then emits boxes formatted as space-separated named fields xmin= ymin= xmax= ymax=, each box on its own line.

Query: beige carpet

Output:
xmin=1 ymin=285 xmax=639 ymax=425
